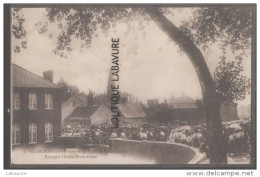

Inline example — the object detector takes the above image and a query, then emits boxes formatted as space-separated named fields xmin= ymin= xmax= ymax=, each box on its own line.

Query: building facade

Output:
xmin=61 ymin=95 xmax=88 ymax=128
xmin=12 ymin=64 xmax=62 ymax=146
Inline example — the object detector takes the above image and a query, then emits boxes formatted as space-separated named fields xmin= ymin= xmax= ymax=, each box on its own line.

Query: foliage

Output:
xmin=146 ymin=102 xmax=173 ymax=123
xmin=12 ymin=8 xmax=27 ymax=53
xmin=14 ymin=6 xmax=253 ymax=59
xmin=13 ymin=6 xmax=253 ymax=106
xmin=57 ymin=78 xmax=82 ymax=102
xmin=179 ymin=7 xmax=252 ymax=56
xmin=213 ymin=56 xmax=251 ymax=105
xmin=36 ymin=7 xmax=149 ymax=57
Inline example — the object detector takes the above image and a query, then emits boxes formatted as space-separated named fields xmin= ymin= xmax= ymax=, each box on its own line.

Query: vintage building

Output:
xmin=64 ymin=106 xmax=99 ymax=127
xmin=61 ymin=95 xmax=88 ymax=127
xmin=167 ymin=96 xmax=201 ymax=124
xmin=90 ymin=105 xmax=111 ymax=125
xmin=146 ymin=96 xmax=239 ymax=124
xmin=64 ymin=103 xmax=147 ymax=127
xmin=117 ymin=103 xmax=146 ymax=125
xmin=168 ymin=96 xmax=239 ymax=124
xmin=12 ymin=64 xmax=62 ymax=146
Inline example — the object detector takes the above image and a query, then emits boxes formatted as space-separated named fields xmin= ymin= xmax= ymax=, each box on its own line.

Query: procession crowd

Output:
xmin=61 ymin=120 xmax=251 ymax=155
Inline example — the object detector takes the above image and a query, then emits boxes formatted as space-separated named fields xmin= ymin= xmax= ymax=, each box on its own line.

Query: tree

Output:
xmin=11 ymin=8 xmax=27 ymax=53
xmin=14 ymin=6 xmax=253 ymax=164
xmin=213 ymin=55 xmax=251 ymax=105
xmin=57 ymin=78 xmax=71 ymax=102
xmin=146 ymin=101 xmax=173 ymax=123
xmin=57 ymin=77 xmax=81 ymax=102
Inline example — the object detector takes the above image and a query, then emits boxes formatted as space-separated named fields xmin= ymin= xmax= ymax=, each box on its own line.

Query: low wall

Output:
xmin=109 ymin=138 xmax=199 ymax=164
xmin=56 ymin=137 xmax=202 ymax=164
xmin=56 ymin=136 xmax=83 ymax=148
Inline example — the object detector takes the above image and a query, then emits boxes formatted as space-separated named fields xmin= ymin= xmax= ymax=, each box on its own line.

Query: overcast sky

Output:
xmin=12 ymin=8 xmax=251 ymax=105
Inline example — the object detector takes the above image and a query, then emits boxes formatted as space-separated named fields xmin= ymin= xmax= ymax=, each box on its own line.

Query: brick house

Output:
xmin=11 ymin=64 xmax=62 ymax=146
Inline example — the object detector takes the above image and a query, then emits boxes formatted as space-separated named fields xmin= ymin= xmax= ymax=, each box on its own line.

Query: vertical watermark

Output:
xmin=110 ymin=38 xmax=120 ymax=128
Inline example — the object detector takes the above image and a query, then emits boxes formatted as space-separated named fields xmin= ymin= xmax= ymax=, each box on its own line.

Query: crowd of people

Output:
xmin=224 ymin=121 xmax=251 ymax=155
xmin=62 ymin=122 xmax=173 ymax=146
xmin=168 ymin=120 xmax=251 ymax=156
xmin=61 ymin=120 xmax=251 ymax=155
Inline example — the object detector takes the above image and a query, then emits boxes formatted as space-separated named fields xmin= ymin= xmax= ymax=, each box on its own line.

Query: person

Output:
xmin=199 ymin=140 xmax=209 ymax=158
xmin=147 ymin=131 xmax=153 ymax=141
xmin=111 ymin=132 xmax=117 ymax=138
xmin=228 ymin=133 xmax=236 ymax=155
xmin=121 ymin=132 xmax=126 ymax=138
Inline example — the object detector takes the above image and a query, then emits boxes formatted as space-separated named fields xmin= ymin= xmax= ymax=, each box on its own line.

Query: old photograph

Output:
xmin=6 ymin=4 xmax=255 ymax=168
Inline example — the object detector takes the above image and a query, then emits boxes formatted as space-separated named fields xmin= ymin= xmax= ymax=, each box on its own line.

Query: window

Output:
xmin=29 ymin=123 xmax=37 ymax=144
xmin=45 ymin=94 xmax=53 ymax=109
xmin=12 ymin=93 xmax=20 ymax=110
xmin=45 ymin=122 xmax=53 ymax=142
xmin=29 ymin=93 xmax=37 ymax=109
xmin=12 ymin=123 xmax=20 ymax=145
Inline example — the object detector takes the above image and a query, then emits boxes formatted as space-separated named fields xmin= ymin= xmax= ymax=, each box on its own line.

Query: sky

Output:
xmin=12 ymin=8 xmax=251 ymax=105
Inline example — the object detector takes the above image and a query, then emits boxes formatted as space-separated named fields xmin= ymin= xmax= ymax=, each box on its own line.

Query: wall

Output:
xmin=56 ymin=136 xmax=83 ymax=148
xmin=109 ymin=138 xmax=197 ymax=164
xmin=12 ymin=87 xmax=62 ymax=145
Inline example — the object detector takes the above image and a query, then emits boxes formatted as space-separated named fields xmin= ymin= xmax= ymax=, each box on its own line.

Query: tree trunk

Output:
xmin=146 ymin=8 xmax=227 ymax=164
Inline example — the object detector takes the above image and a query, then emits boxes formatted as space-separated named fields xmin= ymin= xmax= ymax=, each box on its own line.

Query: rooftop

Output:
xmin=169 ymin=96 xmax=198 ymax=109
xmin=170 ymin=96 xmax=196 ymax=104
xmin=62 ymin=95 xmax=88 ymax=109
xmin=118 ymin=103 xmax=146 ymax=119
xmin=67 ymin=106 xmax=99 ymax=118
xmin=12 ymin=64 xmax=60 ymax=88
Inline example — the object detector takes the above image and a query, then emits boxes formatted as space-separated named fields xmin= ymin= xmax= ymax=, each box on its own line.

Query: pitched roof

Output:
xmin=68 ymin=106 xmax=99 ymax=118
xmin=62 ymin=95 xmax=88 ymax=109
xmin=90 ymin=105 xmax=111 ymax=124
xmin=12 ymin=64 xmax=60 ymax=88
xmin=118 ymin=103 xmax=146 ymax=119
xmin=170 ymin=96 xmax=196 ymax=104
xmin=169 ymin=96 xmax=198 ymax=109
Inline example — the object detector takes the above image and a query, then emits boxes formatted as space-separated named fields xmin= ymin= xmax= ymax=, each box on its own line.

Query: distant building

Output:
xmin=91 ymin=105 xmax=111 ymax=125
xmin=64 ymin=102 xmax=147 ymax=127
xmin=170 ymin=96 xmax=198 ymax=109
xmin=61 ymin=95 xmax=88 ymax=127
xmin=168 ymin=96 xmax=202 ymax=124
xmin=118 ymin=103 xmax=146 ymax=125
xmin=12 ymin=64 xmax=62 ymax=146
xmin=167 ymin=96 xmax=239 ymax=124
xmin=146 ymin=99 xmax=159 ymax=106
xmin=64 ymin=106 xmax=99 ymax=127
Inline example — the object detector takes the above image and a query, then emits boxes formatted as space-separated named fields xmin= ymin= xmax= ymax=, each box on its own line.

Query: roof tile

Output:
xmin=12 ymin=64 xmax=60 ymax=88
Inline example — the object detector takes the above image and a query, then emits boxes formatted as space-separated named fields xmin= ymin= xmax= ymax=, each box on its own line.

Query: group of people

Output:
xmin=168 ymin=120 xmax=251 ymax=156
xmin=224 ymin=121 xmax=251 ymax=155
xmin=61 ymin=120 xmax=251 ymax=156
xmin=109 ymin=122 xmax=172 ymax=142
xmin=62 ymin=122 xmax=174 ymax=146
xmin=168 ymin=125 xmax=204 ymax=147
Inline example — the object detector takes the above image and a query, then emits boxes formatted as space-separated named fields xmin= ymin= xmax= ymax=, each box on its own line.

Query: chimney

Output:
xmin=43 ymin=70 xmax=53 ymax=82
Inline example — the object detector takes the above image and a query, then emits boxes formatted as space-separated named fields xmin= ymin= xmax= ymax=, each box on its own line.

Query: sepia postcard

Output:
xmin=4 ymin=4 xmax=256 ymax=169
